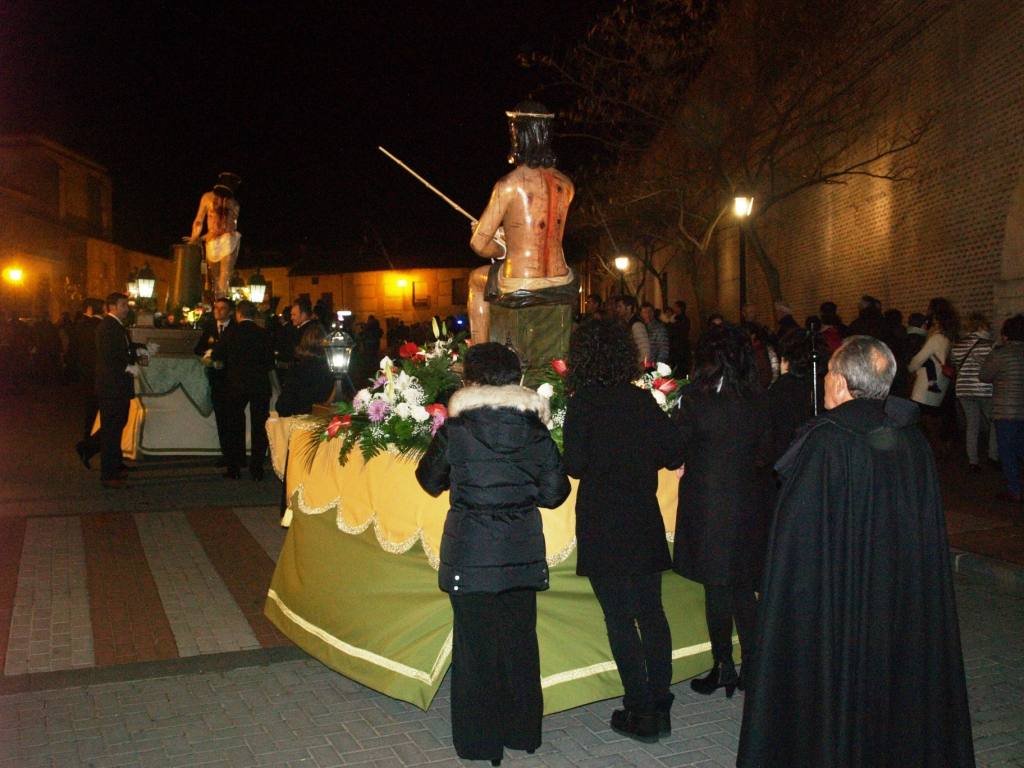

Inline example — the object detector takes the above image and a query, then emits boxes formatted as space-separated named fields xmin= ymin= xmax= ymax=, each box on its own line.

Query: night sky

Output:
xmin=1 ymin=1 xmax=615 ymax=265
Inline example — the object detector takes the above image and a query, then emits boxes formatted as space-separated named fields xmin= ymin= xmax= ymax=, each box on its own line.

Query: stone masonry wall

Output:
xmin=730 ymin=0 xmax=1024 ymax=326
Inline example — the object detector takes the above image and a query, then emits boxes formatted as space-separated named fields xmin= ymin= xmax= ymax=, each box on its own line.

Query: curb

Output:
xmin=951 ymin=548 xmax=1024 ymax=595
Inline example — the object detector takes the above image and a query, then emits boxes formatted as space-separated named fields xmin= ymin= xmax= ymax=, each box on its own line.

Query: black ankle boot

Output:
xmin=690 ymin=660 xmax=738 ymax=698
xmin=655 ymin=692 xmax=674 ymax=735
xmin=610 ymin=708 xmax=660 ymax=743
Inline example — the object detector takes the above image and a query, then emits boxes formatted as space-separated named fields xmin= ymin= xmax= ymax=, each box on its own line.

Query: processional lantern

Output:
xmin=325 ymin=329 xmax=355 ymax=377
xmin=229 ymin=271 xmax=246 ymax=301
xmin=126 ymin=268 xmax=139 ymax=298
xmin=136 ymin=264 xmax=156 ymax=300
xmin=247 ymin=269 xmax=267 ymax=304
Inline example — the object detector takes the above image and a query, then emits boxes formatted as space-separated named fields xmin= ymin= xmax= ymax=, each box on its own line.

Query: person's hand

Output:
xmin=125 ymin=364 xmax=140 ymax=377
xmin=675 ymin=464 xmax=686 ymax=479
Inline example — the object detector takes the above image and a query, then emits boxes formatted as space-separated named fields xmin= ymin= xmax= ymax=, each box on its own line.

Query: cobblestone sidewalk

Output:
xmin=0 ymin=574 xmax=1019 ymax=768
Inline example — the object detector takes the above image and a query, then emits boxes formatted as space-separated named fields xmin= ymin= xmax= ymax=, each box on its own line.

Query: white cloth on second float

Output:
xmin=205 ymin=231 xmax=241 ymax=263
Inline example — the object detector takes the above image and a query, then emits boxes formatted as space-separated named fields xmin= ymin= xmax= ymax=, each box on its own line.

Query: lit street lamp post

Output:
xmin=614 ymin=255 xmax=630 ymax=294
xmin=734 ymin=196 xmax=754 ymax=308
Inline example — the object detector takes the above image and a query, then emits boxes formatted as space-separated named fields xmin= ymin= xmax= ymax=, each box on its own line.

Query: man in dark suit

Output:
xmin=194 ymin=297 xmax=235 ymax=466
xmin=212 ymin=299 xmax=274 ymax=480
xmin=92 ymin=292 xmax=140 ymax=489
xmin=72 ymin=298 xmax=104 ymax=467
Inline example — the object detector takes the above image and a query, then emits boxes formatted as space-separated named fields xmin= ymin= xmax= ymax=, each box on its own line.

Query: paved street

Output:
xmin=0 ymin=385 xmax=1022 ymax=766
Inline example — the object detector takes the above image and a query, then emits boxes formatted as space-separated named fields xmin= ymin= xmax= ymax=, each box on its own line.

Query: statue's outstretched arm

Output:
xmin=189 ymin=195 xmax=209 ymax=243
xmin=470 ymin=183 xmax=509 ymax=260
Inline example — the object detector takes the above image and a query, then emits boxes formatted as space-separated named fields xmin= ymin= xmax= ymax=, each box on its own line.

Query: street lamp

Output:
xmin=614 ymin=256 xmax=630 ymax=293
xmin=734 ymin=195 xmax=754 ymax=308
xmin=126 ymin=268 xmax=139 ymax=299
xmin=247 ymin=269 xmax=267 ymax=304
xmin=2 ymin=266 xmax=24 ymax=285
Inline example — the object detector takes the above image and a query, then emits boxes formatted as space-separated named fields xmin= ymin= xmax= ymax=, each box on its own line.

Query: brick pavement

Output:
xmin=0 ymin=574 xmax=1019 ymax=767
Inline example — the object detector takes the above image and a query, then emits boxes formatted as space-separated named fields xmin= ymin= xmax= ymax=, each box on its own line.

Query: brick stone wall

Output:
xmin=726 ymin=0 xmax=1024 ymax=326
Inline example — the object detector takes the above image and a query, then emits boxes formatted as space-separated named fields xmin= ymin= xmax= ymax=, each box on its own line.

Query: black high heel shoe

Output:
xmin=690 ymin=660 xmax=738 ymax=698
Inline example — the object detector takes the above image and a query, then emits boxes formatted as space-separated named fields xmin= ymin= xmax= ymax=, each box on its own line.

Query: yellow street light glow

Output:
xmin=614 ymin=256 xmax=630 ymax=272
xmin=396 ymin=278 xmax=409 ymax=288
xmin=2 ymin=266 xmax=25 ymax=285
xmin=734 ymin=196 xmax=754 ymax=217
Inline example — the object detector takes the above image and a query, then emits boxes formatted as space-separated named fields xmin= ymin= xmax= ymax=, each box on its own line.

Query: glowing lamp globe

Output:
xmin=247 ymin=270 xmax=267 ymax=304
xmin=324 ymin=329 xmax=355 ymax=376
xmin=734 ymin=196 xmax=754 ymax=218
xmin=137 ymin=264 xmax=157 ymax=299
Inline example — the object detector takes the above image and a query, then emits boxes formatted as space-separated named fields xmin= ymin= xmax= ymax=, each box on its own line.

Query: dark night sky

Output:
xmin=0 ymin=1 xmax=615 ymax=265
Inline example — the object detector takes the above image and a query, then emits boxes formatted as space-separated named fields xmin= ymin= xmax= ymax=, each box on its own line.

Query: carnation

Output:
xmin=655 ymin=362 xmax=672 ymax=377
xmin=536 ymin=382 xmax=554 ymax=399
xmin=394 ymin=402 xmax=412 ymax=420
xmin=352 ymin=389 xmax=371 ymax=412
xmin=409 ymin=405 xmax=430 ymax=423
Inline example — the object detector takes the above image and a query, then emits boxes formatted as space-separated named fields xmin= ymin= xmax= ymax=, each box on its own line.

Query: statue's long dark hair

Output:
xmin=508 ymin=101 xmax=557 ymax=168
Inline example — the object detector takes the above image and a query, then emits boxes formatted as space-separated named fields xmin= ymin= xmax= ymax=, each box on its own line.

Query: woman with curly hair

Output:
xmin=562 ymin=319 xmax=686 ymax=743
xmin=673 ymin=323 xmax=770 ymax=698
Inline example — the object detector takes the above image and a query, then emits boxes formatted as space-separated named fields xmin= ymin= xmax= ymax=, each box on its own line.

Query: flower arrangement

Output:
xmin=318 ymin=321 xmax=466 ymax=465
xmin=534 ymin=359 xmax=688 ymax=451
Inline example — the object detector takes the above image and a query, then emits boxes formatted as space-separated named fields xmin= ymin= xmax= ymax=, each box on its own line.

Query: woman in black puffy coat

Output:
xmin=416 ymin=342 xmax=569 ymax=766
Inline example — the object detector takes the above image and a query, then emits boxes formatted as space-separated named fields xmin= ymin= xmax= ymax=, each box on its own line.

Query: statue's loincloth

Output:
xmin=485 ymin=262 xmax=578 ymax=309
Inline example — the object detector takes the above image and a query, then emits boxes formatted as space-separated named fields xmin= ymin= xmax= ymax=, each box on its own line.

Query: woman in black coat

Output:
xmin=275 ymin=323 xmax=335 ymax=416
xmin=563 ymin=319 xmax=685 ymax=743
xmin=416 ymin=343 xmax=569 ymax=766
xmin=766 ymin=328 xmax=822 ymax=465
xmin=673 ymin=323 xmax=770 ymax=697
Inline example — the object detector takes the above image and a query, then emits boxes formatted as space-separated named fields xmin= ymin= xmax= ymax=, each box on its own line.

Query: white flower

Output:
xmin=536 ymin=383 xmax=554 ymax=399
xmin=379 ymin=355 xmax=393 ymax=371
xmin=410 ymin=405 xmax=430 ymax=423
xmin=352 ymin=389 xmax=371 ymax=411
xmin=651 ymin=389 xmax=667 ymax=407
xmin=551 ymin=408 xmax=565 ymax=428
xmin=394 ymin=402 xmax=412 ymax=420
xmin=656 ymin=362 xmax=672 ymax=377
xmin=394 ymin=370 xmax=414 ymax=392
xmin=402 ymin=385 xmax=424 ymax=406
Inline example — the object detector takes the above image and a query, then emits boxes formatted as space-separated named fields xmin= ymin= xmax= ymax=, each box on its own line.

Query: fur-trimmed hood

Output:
xmin=448 ymin=384 xmax=550 ymax=423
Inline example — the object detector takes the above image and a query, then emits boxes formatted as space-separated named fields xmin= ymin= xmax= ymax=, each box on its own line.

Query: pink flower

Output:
xmin=551 ymin=359 xmax=568 ymax=377
xmin=366 ymin=399 xmax=390 ymax=423
xmin=653 ymin=377 xmax=678 ymax=394
xmin=425 ymin=403 xmax=447 ymax=435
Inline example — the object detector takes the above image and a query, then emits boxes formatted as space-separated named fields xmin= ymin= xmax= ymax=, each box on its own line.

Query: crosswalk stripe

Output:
xmin=133 ymin=512 xmax=259 ymax=657
xmin=185 ymin=509 xmax=289 ymax=648
xmin=4 ymin=517 xmax=93 ymax=675
xmin=81 ymin=513 xmax=179 ymax=666
xmin=0 ymin=518 xmax=27 ymax=673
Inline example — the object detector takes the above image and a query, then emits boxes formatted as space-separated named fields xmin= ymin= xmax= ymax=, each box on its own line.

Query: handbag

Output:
xmin=943 ymin=339 xmax=980 ymax=381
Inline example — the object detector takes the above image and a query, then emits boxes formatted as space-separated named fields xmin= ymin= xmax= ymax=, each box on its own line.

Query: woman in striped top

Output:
xmin=951 ymin=312 xmax=996 ymax=471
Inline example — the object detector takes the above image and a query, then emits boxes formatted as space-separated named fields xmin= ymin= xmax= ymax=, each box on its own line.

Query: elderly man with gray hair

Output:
xmin=738 ymin=335 xmax=975 ymax=768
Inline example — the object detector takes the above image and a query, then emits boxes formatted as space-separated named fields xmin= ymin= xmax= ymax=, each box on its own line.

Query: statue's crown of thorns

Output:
xmin=505 ymin=110 xmax=554 ymax=119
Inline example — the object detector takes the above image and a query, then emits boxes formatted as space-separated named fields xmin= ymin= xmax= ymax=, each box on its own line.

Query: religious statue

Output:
xmin=467 ymin=102 xmax=576 ymax=347
xmin=188 ymin=172 xmax=241 ymax=299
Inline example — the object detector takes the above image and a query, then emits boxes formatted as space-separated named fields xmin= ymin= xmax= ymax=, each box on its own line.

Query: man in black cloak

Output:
xmin=738 ymin=335 xmax=975 ymax=768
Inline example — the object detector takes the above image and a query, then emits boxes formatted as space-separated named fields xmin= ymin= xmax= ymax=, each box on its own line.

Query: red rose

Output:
xmin=551 ymin=359 xmax=569 ymax=377
xmin=424 ymin=403 xmax=448 ymax=419
xmin=325 ymin=414 xmax=351 ymax=438
xmin=653 ymin=377 xmax=678 ymax=394
xmin=399 ymin=342 xmax=420 ymax=359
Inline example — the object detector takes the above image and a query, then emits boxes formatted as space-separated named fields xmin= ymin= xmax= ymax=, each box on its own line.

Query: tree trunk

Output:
xmin=746 ymin=224 xmax=783 ymax=303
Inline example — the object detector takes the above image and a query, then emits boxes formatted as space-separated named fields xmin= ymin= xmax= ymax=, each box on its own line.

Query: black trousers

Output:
xmin=448 ymin=589 xmax=542 ymax=762
xmin=210 ymin=384 xmax=230 ymax=459
xmin=222 ymin=391 xmax=270 ymax=471
xmin=97 ymin=395 xmax=129 ymax=481
xmin=589 ymin=572 xmax=673 ymax=713
xmin=704 ymin=583 xmax=758 ymax=665
xmin=81 ymin=385 xmax=99 ymax=442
